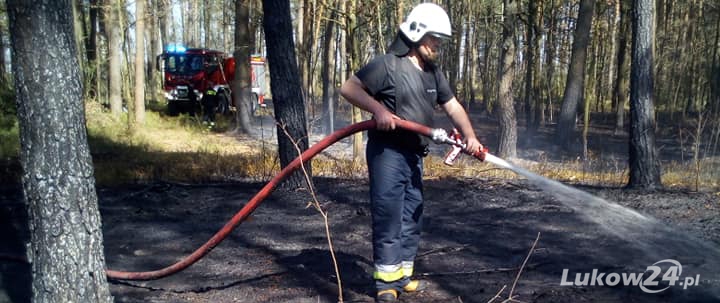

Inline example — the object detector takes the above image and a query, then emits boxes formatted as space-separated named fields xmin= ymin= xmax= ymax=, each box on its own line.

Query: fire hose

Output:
xmin=2 ymin=119 xmax=488 ymax=280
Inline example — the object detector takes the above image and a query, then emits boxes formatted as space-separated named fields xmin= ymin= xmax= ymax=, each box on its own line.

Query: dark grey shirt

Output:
xmin=356 ymin=54 xmax=453 ymax=150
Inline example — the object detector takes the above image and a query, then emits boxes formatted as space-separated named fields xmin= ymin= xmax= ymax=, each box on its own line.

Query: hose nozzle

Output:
xmin=442 ymin=128 xmax=489 ymax=164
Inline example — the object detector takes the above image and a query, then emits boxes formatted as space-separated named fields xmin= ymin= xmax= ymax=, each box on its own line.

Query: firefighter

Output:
xmin=339 ymin=3 xmax=482 ymax=302
xmin=201 ymin=85 xmax=219 ymax=126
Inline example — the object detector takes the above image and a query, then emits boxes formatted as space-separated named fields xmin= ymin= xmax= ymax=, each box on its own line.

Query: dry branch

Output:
xmin=279 ymin=124 xmax=344 ymax=303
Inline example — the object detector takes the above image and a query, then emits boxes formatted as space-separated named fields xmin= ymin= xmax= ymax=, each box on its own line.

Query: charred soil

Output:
xmin=1 ymin=176 xmax=719 ymax=303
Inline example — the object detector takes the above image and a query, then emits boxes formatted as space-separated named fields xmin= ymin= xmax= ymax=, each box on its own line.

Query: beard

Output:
xmin=419 ymin=49 xmax=439 ymax=69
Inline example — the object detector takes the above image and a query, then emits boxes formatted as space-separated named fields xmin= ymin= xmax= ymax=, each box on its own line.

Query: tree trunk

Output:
xmin=308 ymin=0 xmax=326 ymax=113
xmin=627 ymin=0 xmax=662 ymax=189
xmin=0 ymin=15 xmax=5 ymax=79
xmin=146 ymin=0 xmax=161 ymax=103
xmin=158 ymin=0 xmax=170 ymax=44
xmin=496 ymin=0 xmax=518 ymax=158
xmin=204 ymin=0 xmax=211 ymax=48
xmin=531 ymin=0 xmax=544 ymax=128
xmin=192 ymin=1 xmax=200 ymax=46
xmin=614 ymin=0 xmax=630 ymax=135
xmin=606 ymin=0 xmax=620 ymax=117
xmin=543 ymin=0 xmax=558 ymax=124
xmin=87 ymin=0 xmax=99 ymax=100
xmin=263 ymin=0 xmax=311 ymax=189
xmin=481 ymin=24 xmax=494 ymax=114
xmin=134 ymin=0 xmax=146 ymax=125
xmin=71 ymin=0 xmax=86 ymax=72
xmin=461 ymin=7 xmax=476 ymax=109
xmin=321 ymin=7 xmax=336 ymax=135
xmin=556 ymin=0 xmax=595 ymax=146
xmin=7 ymin=1 xmax=113 ymax=301
xmin=233 ymin=0 xmax=253 ymax=133
xmin=711 ymin=14 xmax=720 ymax=115
xmin=523 ymin=0 xmax=538 ymax=133
xmin=295 ymin=0 xmax=305 ymax=93
xmin=345 ymin=0 xmax=363 ymax=161
xmin=106 ymin=0 xmax=123 ymax=116
xmin=444 ymin=0 xmax=460 ymax=91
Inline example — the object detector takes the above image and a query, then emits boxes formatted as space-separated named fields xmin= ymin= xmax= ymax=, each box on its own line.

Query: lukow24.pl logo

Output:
xmin=560 ymin=259 xmax=700 ymax=293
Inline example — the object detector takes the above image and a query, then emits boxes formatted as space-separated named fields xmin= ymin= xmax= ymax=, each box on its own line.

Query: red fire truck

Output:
xmin=157 ymin=44 xmax=266 ymax=115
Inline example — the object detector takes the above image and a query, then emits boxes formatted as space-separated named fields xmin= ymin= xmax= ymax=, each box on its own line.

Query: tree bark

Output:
xmin=531 ymin=0 xmax=544 ymax=129
xmin=627 ymin=0 xmax=662 ymax=189
xmin=87 ymin=0 xmax=99 ymax=100
xmin=345 ymin=0 xmax=363 ymax=161
xmin=190 ymin=1 xmax=200 ymax=46
xmin=523 ymin=0 xmax=538 ymax=132
xmin=146 ymin=0 xmax=161 ymax=103
xmin=71 ymin=0 xmax=86 ymax=72
xmin=321 ymin=7 xmax=336 ymax=135
xmin=556 ymin=0 xmax=595 ymax=146
xmin=0 ymin=14 xmax=5 ymax=79
xmin=134 ymin=0 xmax=146 ymax=124
xmin=7 ymin=1 xmax=113 ymax=301
xmin=614 ymin=0 xmax=630 ymax=135
xmin=233 ymin=0 xmax=253 ymax=133
xmin=481 ymin=19 xmax=494 ymax=114
xmin=606 ymin=0 xmax=620 ymax=117
xmin=204 ymin=0 xmax=211 ymax=48
xmin=543 ymin=0 xmax=557 ymax=125
xmin=263 ymin=0 xmax=311 ymax=189
xmin=105 ymin=0 xmax=123 ymax=116
xmin=158 ymin=0 xmax=170 ymax=43
xmin=496 ymin=0 xmax=518 ymax=158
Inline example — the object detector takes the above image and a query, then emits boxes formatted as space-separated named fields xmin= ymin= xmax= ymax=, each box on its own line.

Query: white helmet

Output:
xmin=399 ymin=3 xmax=452 ymax=43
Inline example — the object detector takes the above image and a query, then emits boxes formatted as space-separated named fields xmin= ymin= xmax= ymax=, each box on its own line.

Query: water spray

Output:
xmin=440 ymin=128 xmax=654 ymax=237
xmin=439 ymin=128 xmax=720 ymax=294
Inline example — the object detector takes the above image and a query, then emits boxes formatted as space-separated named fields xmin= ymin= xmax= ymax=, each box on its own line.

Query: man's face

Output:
xmin=418 ymin=35 xmax=444 ymax=67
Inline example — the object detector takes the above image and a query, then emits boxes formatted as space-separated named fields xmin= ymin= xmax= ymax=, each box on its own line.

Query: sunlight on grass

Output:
xmin=0 ymin=101 xmax=717 ymax=192
xmin=84 ymin=102 xmax=281 ymax=185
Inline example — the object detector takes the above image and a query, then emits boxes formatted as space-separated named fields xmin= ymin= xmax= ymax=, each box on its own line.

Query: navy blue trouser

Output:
xmin=366 ymin=138 xmax=424 ymax=291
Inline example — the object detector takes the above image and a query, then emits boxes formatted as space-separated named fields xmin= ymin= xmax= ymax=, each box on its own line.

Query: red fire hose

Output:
xmin=106 ymin=119 xmax=461 ymax=280
xmin=2 ymin=119 xmax=483 ymax=280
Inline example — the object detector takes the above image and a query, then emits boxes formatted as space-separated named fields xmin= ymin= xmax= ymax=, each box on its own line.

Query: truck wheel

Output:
xmin=250 ymin=93 xmax=258 ymax=116
xmin=167 ymin=101 xmax=179 ymax=116
xmin=217 ymin=90 xmax=231 ymax=115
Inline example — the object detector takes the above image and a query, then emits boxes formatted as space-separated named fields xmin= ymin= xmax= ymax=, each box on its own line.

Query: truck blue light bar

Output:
xmin=166 ymin=44 xmax=187 ymax=53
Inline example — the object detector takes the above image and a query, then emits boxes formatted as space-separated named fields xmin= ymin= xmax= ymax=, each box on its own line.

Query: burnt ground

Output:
xmin=1 ymin=177 xmax=720 ymax=303
xmin=2 ymin=107 xmax=720 ymax=302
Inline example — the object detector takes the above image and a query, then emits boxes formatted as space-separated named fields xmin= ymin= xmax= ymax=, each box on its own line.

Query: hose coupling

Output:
xmin=430 ymin=128 xmax=455 ymax=145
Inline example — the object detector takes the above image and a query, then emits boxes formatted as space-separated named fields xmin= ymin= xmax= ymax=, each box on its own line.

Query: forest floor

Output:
xmin=1 ymin=104 xmax=720 ymax=303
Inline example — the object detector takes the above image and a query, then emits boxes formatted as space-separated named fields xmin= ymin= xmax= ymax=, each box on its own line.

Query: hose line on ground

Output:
xmin=106 ymin=119 xmax=440 ymax=280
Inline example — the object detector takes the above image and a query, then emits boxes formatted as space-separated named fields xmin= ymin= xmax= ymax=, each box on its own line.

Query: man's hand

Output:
xmin=340 ymin=75 xmax=399 ymax=131
xmin=464 ymin=136 xmax=483 ymax=155
xmin=373 ymin=108 xmax=400 ymax=131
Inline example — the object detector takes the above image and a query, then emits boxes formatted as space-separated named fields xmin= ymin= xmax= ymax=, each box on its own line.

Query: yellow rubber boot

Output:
xmin=402 ymin=280 xmax=428 ymax=292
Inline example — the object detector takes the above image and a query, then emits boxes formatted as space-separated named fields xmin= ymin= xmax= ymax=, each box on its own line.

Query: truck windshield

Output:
xmin=165 ymin=54 xmax=204 ymax=75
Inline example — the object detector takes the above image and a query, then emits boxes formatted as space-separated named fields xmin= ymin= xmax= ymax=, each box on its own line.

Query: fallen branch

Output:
xmin=508 ymin=232 xmax=541 ymax=299
xmin=280 ymin=124 xmax=344 ymax=303
xmin=487 ymin=232 xmax=541 ymax=303
xmin=419 ymin=267 xmax=518 ymax=277
xmin=486 ymin=285 xmax=506 ymax=303
xmin=416 ymin=244 xmax=470 ymax=258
